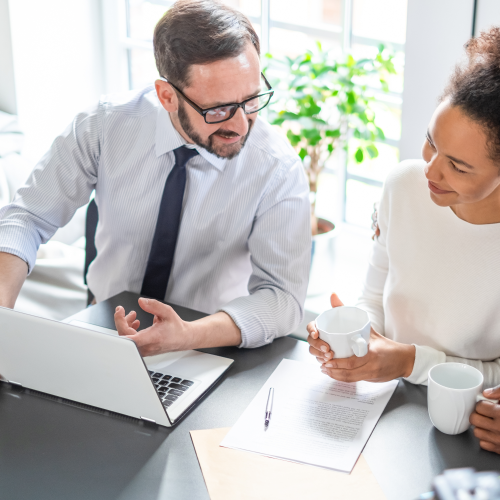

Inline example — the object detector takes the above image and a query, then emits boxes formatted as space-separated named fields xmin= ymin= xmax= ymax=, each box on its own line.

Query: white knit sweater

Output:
xmin=357 ymin=159 xmax=500 ymax=387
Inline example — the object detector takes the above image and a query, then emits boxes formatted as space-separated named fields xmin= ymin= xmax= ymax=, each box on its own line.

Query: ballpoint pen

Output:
xmin=264 ymin=387 xmax=274 ymax=429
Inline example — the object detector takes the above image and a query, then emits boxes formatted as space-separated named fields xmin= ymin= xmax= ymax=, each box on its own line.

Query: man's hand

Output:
xmin=114 ymin=297 xmax=241 ymax=356
xmin=470 ymin=386 xmax=500 ymax=454
xmin=307 ymin=293 xmax=416 ymax=383
xmin=115 ymin=298 xmax=193 ymax=356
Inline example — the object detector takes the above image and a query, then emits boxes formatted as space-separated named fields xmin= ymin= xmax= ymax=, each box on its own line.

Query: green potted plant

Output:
xmin=267 ymin=43 xmax=396 ymax=294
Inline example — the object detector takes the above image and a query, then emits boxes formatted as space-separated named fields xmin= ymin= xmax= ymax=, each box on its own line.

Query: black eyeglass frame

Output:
xmin=163 ymin=73 xmax=274 ymax=124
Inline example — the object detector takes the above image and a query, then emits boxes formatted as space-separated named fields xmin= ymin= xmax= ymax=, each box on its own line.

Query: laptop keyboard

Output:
xmin=149 ymin=371 xmax=195 ymax=409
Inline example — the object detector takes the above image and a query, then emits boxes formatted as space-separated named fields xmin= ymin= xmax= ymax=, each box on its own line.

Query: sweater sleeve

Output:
xmin=356 ymin=177 xmax=392 ymax=335
xmin=405 ymin=345 xmax=500 ymax=388
xmin=356 ymin=237 xmax=388 ymax=335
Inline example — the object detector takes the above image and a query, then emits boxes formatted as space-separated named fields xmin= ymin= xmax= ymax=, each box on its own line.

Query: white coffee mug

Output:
xmin=315 ymin=306 xmax=371 ymax=359
xmin=428 ymin=363 xmax=499 ymax=435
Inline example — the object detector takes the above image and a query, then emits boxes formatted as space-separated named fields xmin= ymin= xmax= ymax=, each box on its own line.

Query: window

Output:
xmin=111 ymin=0 xmax=407 ymax=228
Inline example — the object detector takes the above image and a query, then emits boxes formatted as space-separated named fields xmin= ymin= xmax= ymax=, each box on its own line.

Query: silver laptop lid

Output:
xmin=0 ymin=307 xmax=171 ymax=427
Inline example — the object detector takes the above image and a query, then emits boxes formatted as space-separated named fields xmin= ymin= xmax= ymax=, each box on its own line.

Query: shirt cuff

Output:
xmin=219 ymin=294 xmax=280 ymax=349
xmin=404 ymin=344 xmax=447 ymax=386
xmin=0 ymin=216 xmax=41 ymax=274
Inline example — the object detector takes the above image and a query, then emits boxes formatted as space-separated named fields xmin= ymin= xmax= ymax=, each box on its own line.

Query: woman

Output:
xmin=307 ymin=27 xmax=500 ymax=453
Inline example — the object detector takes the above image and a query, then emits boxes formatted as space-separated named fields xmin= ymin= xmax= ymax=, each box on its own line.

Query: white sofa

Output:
xmin=0 ymin=111 xmax=87 ymax=320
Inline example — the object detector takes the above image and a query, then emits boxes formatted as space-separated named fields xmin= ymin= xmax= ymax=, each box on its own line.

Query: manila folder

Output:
xmin=190 ymin=428 xmax=386 ymax=500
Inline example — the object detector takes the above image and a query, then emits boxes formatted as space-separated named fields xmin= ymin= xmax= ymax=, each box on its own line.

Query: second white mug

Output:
xmin=315 ymin=306 xmax=371 ymax=359
xmin=428 ymin=363 xmax=499 ymax=435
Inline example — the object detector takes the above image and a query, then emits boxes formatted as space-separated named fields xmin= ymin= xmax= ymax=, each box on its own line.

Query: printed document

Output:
xmin=221 ymin=359 xmax=398 ymax=473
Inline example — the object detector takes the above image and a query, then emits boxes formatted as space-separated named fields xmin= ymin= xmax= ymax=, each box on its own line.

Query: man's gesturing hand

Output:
xmin=470 ymin=385 xmax=500 ymax=454
xmin=114 ymin=297 xmax=192 ymax=356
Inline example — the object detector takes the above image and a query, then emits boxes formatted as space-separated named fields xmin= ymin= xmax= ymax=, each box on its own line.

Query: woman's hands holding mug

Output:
xmin=470 ymin=385 xmax=500 ymax=453
xmin=306 ymin=293 xmax=416 ymax=383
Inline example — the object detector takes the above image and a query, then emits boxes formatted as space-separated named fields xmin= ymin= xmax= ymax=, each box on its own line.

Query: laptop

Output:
xmin=0 ymin=306 xmax=233 ymax=427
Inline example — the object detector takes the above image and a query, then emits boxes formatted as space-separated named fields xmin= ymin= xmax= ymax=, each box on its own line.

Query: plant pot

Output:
xmin=307 ymin=217 xmax=337 ymax=297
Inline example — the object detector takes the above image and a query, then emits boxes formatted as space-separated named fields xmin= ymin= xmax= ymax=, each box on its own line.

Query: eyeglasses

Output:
xmin=163 ymin=73 xmax=274 ymax=124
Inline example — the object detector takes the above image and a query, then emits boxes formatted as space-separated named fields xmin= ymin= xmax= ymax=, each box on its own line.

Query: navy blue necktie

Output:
xmin=141 ymin=146 xmax=199 ymax=300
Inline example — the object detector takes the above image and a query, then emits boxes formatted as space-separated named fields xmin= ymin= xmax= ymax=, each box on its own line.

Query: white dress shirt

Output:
xmin=357 ymin=160 xmax=500 ymax=387
xmin=0 ymin=86 xmax=311 ymax=348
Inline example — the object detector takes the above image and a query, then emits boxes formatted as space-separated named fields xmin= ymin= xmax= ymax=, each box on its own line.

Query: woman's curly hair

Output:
xmin=441 ymin=27 xmax=500 ymax=163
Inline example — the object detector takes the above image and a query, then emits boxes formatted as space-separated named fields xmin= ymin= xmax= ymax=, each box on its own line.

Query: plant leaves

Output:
xmin=280 ymin=111 xmax=300 ymax=121
xmin=355 ymin=148 xmax=364 ymax=163
xmin=325 ymin=129 xmax=341 ymax=138
xmin=286 ymin=129 xmax=302 ymax=146
xmin=366 ymin=144 xmax=379 ymax=158
xmin=267 ymin=41 xmax=395 ymax=165
xmin=376 ymin=126 xmax=386 ymax=140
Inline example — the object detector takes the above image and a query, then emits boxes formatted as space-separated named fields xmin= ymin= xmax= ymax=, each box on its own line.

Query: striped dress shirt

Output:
xmin=0 ymin=86 xmax=311 ymax=348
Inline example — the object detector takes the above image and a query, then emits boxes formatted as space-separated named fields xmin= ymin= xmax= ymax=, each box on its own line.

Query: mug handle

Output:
xmin=476 ymin=394 xmax=500 ymax=404
xmin=351 ymin=334 xmax=368 ymax=357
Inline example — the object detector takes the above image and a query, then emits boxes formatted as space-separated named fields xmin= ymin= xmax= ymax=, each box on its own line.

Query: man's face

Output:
xmin=176 ymin=98 xmax=253 ymax=160
xmin=157 ymin=43 xmax=262 ymax=159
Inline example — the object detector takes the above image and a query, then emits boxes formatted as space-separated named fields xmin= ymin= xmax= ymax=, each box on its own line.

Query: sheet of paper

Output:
xmin=221 ymin=358 xmax=398 ymax=473
xmin=191 ymin=428 xmax=387 ymax=500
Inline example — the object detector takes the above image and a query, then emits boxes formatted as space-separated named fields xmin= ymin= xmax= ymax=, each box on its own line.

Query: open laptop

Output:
xmin=0 ymin=305 xmax=233 ymax=427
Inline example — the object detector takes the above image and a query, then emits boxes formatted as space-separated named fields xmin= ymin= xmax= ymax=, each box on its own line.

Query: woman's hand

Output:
xmin=306 ymin=293 xmax=344 ymax=364
xmin=321 ymin=330 xmax=415 ymax=383
xmin=470 ymin=386 xmax=500 ymax=454
xmin=306 ymin=293 xmax=416 ymax=383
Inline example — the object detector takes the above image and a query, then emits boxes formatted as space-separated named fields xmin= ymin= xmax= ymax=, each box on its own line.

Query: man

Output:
xmin=0 ymin=0 xmax=310 ymax=354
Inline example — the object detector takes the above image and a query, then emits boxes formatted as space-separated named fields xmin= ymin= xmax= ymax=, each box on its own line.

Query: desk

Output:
xmin=1 ymin=292 xmax=499 ymax=500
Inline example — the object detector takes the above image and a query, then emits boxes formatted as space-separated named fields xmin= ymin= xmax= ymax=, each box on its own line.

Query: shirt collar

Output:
xmin=155 ymin=105 xmax=227 ymax=172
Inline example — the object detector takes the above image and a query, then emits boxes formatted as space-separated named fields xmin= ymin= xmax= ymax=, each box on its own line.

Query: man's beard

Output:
xmin=177 ymin=101 xmax=253 ymax=160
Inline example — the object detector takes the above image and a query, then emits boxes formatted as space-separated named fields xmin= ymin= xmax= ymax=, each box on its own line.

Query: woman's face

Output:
xmin=422 ymin=99 xmax=500 ymax=208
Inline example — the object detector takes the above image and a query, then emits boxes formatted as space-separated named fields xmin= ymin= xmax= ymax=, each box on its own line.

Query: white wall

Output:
xmin=0 ymin=0 xmax=17 ymax=115
xmin=399 ymin=0 xmax=475 ymax=161
xmin=6 ymin=0 xmax=105 ymax=162
xmin=475 ymin=0 xmax=500 ymax=33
